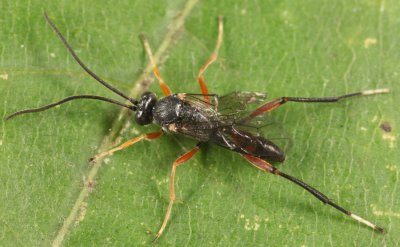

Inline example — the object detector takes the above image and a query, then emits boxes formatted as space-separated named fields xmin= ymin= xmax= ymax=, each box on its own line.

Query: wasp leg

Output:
xmin=242 ymin=154 xmax=385 ymax=233
xmin=89 ymin=131 xmax=163 ymax=162
xmin=197 ymin=16 xmax=224 ymax=103
xmin=140 ymin=34 xmax=172 ymax=96
xmin=248 ymin=89 xmax=389 ymax=119
xmin=153 ymin=143 xmax=202 ymax=243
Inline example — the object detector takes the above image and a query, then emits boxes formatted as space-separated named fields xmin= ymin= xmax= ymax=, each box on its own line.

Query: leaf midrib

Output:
xmin=50 ymin=0 xmax=200 ymax=246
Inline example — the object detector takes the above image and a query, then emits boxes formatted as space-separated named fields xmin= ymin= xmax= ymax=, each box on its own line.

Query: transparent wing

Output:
xmin=217 ymin=92 xmax=291 ymax=155
xmin=181 ymin=91 xmax=266 ymax=116
xmin=179 ymin=91 xmax=271 ymax=130
xmin=217 ymin=91 xmax=267 ymax=115
xmin=181 ymin=93 xmax=219 ymax=110
xmin=178 ymin=92 xmax=291 ymax=153
xmin=239 ymin=114 xmax=292 ymax=154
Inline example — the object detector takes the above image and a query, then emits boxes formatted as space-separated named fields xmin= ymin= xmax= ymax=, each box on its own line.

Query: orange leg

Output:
xmin=197 ymin=16 xmax=224 ymax=103
xmin=89 ymin=131 xmax=163 ymax=162
xmin=140 ymin=34 xmax=172 ymax=96
xmin=242 ymin=154 xmax=384 ymax=233
xmin=153 ymin=143 xmax=202 ymax=243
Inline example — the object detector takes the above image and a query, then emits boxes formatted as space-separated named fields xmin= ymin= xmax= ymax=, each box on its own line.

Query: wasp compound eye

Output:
xmin=135 ymin=92 xmax=157 ymax=125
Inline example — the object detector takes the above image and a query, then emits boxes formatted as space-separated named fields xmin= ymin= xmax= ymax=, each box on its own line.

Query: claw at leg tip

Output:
xmin=152 ymin=234 xmax=160 ymax=244
xmin=376 ymin=226 xmax=385 ymax=234
xmin=139 ymin=33 xmax=147 ymax=41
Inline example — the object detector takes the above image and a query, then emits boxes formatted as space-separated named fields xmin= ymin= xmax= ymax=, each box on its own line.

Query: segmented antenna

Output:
xmin=5 ymin=95 xmax=137 ymax=120
xmin=5 ymin=14 xmax=140 ymax=120
xmin=44 ymin=12 xmax=136 ymax=104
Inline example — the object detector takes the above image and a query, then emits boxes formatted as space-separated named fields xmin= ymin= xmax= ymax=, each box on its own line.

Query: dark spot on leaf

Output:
xmin=380 ymin=122 xmax=392 ymax=133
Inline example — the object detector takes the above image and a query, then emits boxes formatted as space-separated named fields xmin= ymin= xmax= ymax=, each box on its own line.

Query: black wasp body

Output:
xmin=136 ymin=92 xmax=285 ymax=162
xmin=6 ymin=13 xmax=387 ymax=243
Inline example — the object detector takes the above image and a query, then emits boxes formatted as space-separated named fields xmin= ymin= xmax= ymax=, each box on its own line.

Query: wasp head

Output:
xmin=135 ymin=92 xmax=157 ymax=125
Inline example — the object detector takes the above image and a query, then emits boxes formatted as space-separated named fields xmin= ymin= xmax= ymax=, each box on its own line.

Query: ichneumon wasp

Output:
xmin=5 ymin=13 xmax=388 ymax=242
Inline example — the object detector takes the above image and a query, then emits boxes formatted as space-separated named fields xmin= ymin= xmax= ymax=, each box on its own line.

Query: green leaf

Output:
xmin=1 ymin=0 xmax=399 ymax=246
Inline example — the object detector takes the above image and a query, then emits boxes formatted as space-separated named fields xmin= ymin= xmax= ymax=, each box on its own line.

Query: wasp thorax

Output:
xmin=153 ymin=95 xmax=185 ymax=126
xmin=135 ymin=92 xmax=157 ymax=125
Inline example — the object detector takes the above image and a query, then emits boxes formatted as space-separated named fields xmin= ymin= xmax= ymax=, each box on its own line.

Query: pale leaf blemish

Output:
xmin=0 ymin=140 xmax=3 ymax=146
xmin=385 ymin=165 xmax=397 ymax=172
xmin=0 ymin=72 xmax=8 ymax=80
xmin=157 ymin=178 xmax=168 ymax=185
xmin=382 ymin=133 xmax=396 ymax=148
xmin=104 ymin=158 xmax=111 ymax=164
xmin=290 ymin=225 xmax=300 ymax=232
xmin=114 ymin=136 xmax=123 ymax=147
xmin=280 ymin=10 xmax=292 ymax=25
xmin=240 ymin=9 xmax=247 ymax=15
xmin=371 ymin=204 xmax=400 ymax=218
xmin=244 ymin=219 xmax=251 ymax=230
xmin=120 ymin=121 xmax=131 ymax=135
xmin=364 ymin=37 xmax=377 ymax=48
xmin=130 ymin=127 xmax=140 ymax=135
xmin=74 ymin=201 xmax=88 ymax=226
xmin=371 ymin=115 xmax=378 ymax=123
xmin=241 ymin=214 xmax=262 ymax=231
xmin=86 ymin=180 xmax=96 ymax=193
xmin=360 ymin=126 xmax=367 ymax=131
xmin=50 ymin=52 xmax=56 ymax=58
xmin=20 ymin=44 xmax=24 ymax=48
xmin=253 ymin=222 xmax=260 ymax=231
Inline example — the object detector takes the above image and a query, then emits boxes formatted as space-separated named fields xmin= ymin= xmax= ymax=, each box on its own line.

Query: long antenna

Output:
xmin=44 ymin=12 xmax=136 ymax=104
xmin=5 ymin=95 xmax=137 ymax=120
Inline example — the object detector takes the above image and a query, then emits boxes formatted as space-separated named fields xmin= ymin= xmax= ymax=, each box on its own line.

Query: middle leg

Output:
xmin=197 ymin=16 xmax=224 ymax=102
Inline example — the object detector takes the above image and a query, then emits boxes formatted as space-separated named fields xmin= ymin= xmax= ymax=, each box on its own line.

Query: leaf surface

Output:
xmin=1 ymin=0 xmax=399 ymax=246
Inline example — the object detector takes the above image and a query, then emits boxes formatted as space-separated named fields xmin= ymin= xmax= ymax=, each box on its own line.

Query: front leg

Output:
xmin=89 ymin=131 xmax=163 ymax=162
